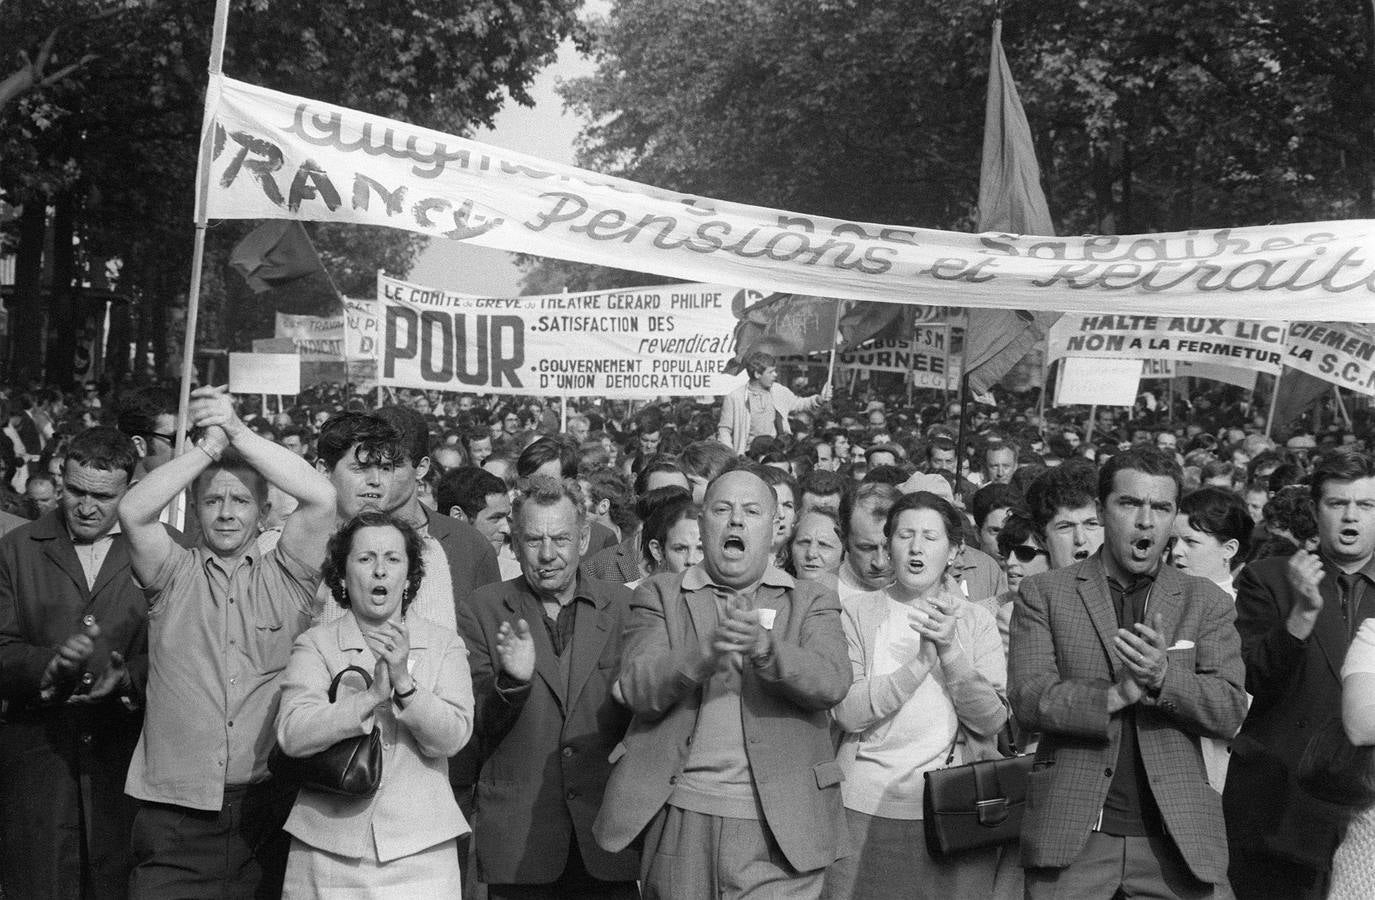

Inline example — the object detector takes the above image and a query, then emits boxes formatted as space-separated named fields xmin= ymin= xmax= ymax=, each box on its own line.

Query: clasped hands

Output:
xmin=1111 ymin=612 xmax=1169 ymax=708
xmin=42 ymin=620 xmax=131 ymax=704
xmin=710 ymin=596 xmax=770 ymax=664
xmin=362 ymin=620 xmax=413 ymax=703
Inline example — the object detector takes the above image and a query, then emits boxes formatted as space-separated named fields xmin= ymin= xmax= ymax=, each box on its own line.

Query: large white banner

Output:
xmin=201 ymin=76 xmax=1375 ymax=321
xmin=1284 ymin=322 xmax=1375 ymax=397
xmin=1046 ymin=315 xmax=1287 ymax=376
xmin=375 ymin=274 xmax=746 ymax=398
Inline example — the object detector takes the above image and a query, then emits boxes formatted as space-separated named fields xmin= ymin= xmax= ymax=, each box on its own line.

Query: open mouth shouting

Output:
xmin=721 ymin=532 xmax=747 ymax=560
xmin=1338 ymin=527 xmax=1364 ymax=547
xmin=1130 ymin=536 xmax=1154 ymax=562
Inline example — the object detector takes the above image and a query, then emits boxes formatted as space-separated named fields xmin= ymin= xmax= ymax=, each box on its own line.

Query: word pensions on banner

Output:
xmin=1047 ymin=315 xmax=1287 ymax=376
xmin=373 ymin=274 xmax=747 ymax=398
xmin=200 ymin=75 xmax=1375 ymax=320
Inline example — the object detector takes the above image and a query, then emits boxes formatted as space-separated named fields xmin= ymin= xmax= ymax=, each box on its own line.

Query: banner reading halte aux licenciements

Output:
xmin=375 ymin=274 xmax=746 ymax=398
xmin=201 ymin=76 xmax=1375 ymax=321
xmin=1047 ymin=315 xmax=1287 ymax=376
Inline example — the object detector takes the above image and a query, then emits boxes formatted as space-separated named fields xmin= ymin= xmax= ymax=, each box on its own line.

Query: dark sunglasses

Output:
xmin=1009 ymin=545 xmax=1048 ymax=564
xmin=143 ymin=430 xmax=190 ymax=445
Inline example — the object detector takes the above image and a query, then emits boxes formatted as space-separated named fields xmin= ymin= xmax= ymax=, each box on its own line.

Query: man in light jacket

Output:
xmin=717 ymin=351 xmax=831 ymax=456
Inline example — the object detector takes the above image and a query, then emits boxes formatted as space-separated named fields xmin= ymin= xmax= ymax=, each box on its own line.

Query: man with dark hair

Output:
xmin=458 ymin=477 xmax=639 ymax=898
xmin=971 ymin=482 xmax=1024 ymax=560
xmin=1011 ymin=446 xmax=1246 ymax=897
xmin=837 ymin=481 xmax=900 ymax=600
xmin=115 ymin=386 xmax=180 ymax=478
xmin=518 ymin=436 xmax=579 ymax=481
xmin=717 ymin=350 xmax=832 ymax=455
xmin=1225 ymin=447 xmax=1375 ymax=898
xmin=119 ymin=387 xmax=336 ymax=898
xmin=798 ymin=468 xmax=849 ymax=519
xmin=1026 ymin=460 xmax=1105 ymax=569
xmin=0 ymin=427 xmax=148 ymax=898
xmin=679 ymin=440 xmax=735 ymax=504
xmin=437 ymin=466 xmax=513 ymax=561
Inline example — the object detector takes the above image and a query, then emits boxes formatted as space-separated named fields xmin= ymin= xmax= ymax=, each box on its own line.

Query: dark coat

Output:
xmin=457 ymin=574 xmax=638 ymax=885
xmin=0 ymin=511 xmax=149 ymax=900
xmin=1223 ymin=555 xmax=1358 ymax=873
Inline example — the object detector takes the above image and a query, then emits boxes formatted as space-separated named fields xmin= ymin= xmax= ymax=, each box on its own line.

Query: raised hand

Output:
xmin=363 ymin=620 xmax=413 ymax=692
xmin=496 ymin=619 xmax=536 ymax=682
xmin=1286 ymin=549 xmax=1325 ymax=613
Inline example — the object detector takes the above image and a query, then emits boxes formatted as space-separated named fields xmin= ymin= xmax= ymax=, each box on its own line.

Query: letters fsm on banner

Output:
xmin=200 ymin=76 xmax=1375 ymax=321
xmin=372 ymin=273 xmax=747 ymax=398
xmin=1046 ymin=315 xmax=1288 ymax=376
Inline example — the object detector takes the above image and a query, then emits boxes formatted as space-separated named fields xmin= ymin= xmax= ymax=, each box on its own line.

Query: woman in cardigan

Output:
xmin=276 ymin=511 xmax=473 ymax=897
xmin=824 ymin=491 xmax=1008 ymax=900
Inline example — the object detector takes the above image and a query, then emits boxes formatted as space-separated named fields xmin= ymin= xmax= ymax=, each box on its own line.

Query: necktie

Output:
xmin=550 ymin=599 xmax=577 ymax=656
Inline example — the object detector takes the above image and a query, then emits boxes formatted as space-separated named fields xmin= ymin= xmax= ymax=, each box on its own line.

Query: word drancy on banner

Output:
xmin=374 ymin=274 xmax=746 ymax=398
xmin=200 ymin=76 xmax=1375 ymax=321
xmin=1047 ymin=315 xmax=1287 ymax=375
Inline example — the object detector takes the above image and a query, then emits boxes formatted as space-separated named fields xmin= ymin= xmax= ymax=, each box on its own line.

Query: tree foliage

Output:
xmin=522 ymin=0 xmax=1374 ymax=290
xmin=1 ymin=0 xmax=585 ymax=381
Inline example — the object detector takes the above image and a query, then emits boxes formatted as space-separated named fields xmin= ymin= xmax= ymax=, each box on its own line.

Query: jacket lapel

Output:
xmin=38 ymin=524 xmax=90 ymax=601
xmin=1078 ymin=563 xmax=1121 ymax=676
xmin=1145 ymin=565 xmax=1185 ymax=645
xmin=1312 ymin=570 xmax=1347 ymax=681
xmin=566 ymin=594 xmax=611 ymax=711
xmin=684 ymin=583 xmax=718 ymax=645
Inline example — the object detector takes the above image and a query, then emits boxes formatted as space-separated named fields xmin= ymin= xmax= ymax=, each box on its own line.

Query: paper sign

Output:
xmin=229 ymin=352 xmax=301 ymax=395
xmin=1055 ymin=357 xmax=1141 ymax=407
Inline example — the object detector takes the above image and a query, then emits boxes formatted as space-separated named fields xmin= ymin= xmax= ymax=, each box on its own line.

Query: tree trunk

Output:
xmin=10 ymin=200 xmax=47 ymax=381
xmin=49 ymin=191 xmax=78 ymax=389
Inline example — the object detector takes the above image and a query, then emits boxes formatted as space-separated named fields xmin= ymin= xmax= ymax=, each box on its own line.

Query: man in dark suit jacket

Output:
xmin=1010 ymin=447 xmax=1247 ymax=898
xmin=0 ymin=427 xmax=148 ymax=899
xmin=594 ymin=468 xmax=851 ymax=898
xmin=458 ymin=476 xmax=639 ymax=899
xmin=1224 ymin=447 xmax=1375 ymax=899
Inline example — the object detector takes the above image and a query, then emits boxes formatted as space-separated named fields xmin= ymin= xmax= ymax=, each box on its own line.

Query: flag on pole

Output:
xmin=723 ymin=294 xmax=906 ymax=375
xmin=724 ymin=292 xmax=840 ymax=374
xmin=230 ymin=220 xmax=332 ymax=294
xmin=964 ymin=17 xmax=1060 ymax=396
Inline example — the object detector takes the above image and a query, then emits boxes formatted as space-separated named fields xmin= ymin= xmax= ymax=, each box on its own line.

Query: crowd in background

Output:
xmin=0 ymin=363 xmax=1371 ymax=900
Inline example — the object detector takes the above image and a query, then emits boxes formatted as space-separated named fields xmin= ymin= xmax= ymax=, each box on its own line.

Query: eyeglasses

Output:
xmin=143 ymin=430 xmax=189 ymax=446
xmin=1009 ymin=545 xmax=1048 ymax=564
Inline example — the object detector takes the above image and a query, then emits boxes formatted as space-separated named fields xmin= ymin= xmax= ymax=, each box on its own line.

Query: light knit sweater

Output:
xmin=716 ymin=382 xmax=822 ymax=455
xmin=832 ymin=586 xmax=1009 ymax=816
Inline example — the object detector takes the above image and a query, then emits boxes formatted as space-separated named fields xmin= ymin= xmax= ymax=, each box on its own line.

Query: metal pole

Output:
xmin=1264 ymin=369 xmax=1283 ymax=440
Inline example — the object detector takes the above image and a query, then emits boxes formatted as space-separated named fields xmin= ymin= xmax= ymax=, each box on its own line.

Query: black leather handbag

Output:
xmin=923 ymin=735 xmax=1032 ymax=857
xmin=269 ymin=665 xmax=383 ymax=798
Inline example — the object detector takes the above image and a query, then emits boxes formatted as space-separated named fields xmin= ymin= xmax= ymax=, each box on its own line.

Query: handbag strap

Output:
xmin=327 ymin=665 xmax=374 ymax=703
xmin=942 ymin=729 xmax=960 ymax=767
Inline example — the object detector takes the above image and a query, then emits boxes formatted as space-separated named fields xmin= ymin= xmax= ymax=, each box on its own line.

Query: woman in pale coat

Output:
xmin=824 ymin=490 xmax=1008 ymax=900
xmin=276 ymin=511 xmax=474 ymax=897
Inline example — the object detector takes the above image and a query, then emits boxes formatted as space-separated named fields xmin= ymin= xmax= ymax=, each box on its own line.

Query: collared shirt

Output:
xmin=744 ymin=384 xmax=777 ymax=442
xmin=68 ymin=522 xmax=120 ymax=591
xmin=125 ymin=541 xmax=321 ymax=811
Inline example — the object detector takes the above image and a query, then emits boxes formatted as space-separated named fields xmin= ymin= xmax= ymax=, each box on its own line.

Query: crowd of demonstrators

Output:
xmin=0 ymin=364 xmax=1371 ymax=898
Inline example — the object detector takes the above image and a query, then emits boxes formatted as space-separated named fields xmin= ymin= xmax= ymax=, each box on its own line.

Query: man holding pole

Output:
xmin=717 ymin=351 xmax=832 ymax=456
xmin=120 ymin=386 xmax=336 ymax=899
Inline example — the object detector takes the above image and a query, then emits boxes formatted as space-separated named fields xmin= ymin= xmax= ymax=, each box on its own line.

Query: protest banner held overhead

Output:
xmin=373 ymin=274 xmax=746 ymax=398
xmin=1046 ymin=315 xmax=1288 ymax=376
xmin=200 ymin=76 xmax=1375 ymax=321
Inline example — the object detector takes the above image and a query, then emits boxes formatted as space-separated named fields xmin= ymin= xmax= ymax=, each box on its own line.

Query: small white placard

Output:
xmin=229 ymin=352 xmax=301 ymax=395
xmin=1056 ymin=357 xmax=1140 ymax=407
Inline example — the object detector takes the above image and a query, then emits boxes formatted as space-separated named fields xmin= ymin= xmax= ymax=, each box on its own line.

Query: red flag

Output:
xmin=230 ymin=220 xmax=331 ymax=294
xmin=964 ymin=18 xmax=1059 ymax=395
